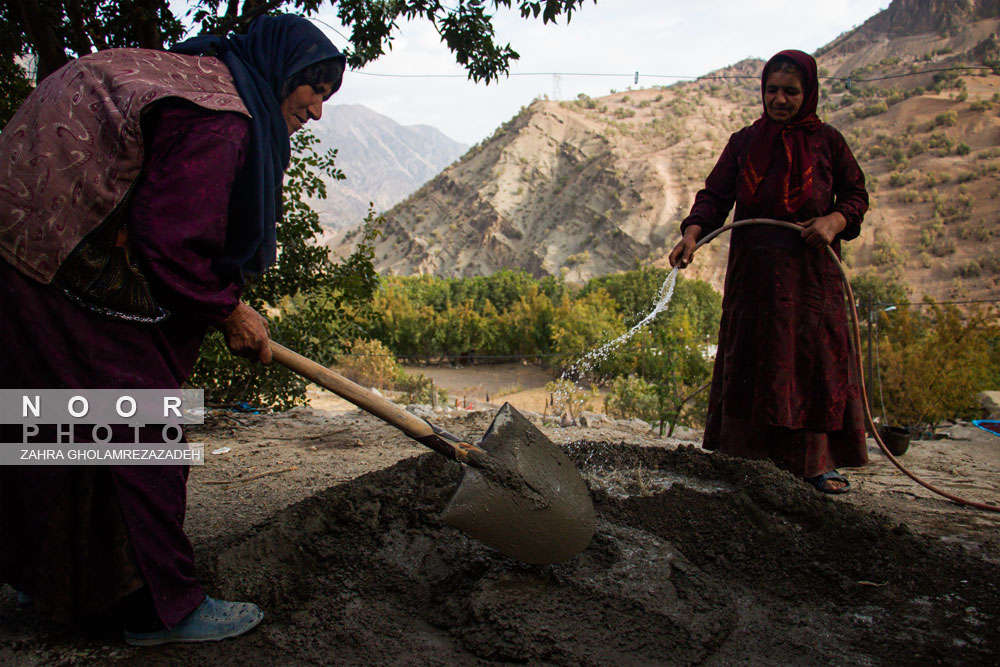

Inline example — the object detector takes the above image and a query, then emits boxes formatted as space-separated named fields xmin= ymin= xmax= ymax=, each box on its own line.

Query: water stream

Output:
xmin=554 ymin=266 xmax=680 ymax=407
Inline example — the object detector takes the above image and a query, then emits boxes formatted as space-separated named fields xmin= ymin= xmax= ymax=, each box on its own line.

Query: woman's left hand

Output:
xmin=798 ymin=213 xmax=846 ymax=248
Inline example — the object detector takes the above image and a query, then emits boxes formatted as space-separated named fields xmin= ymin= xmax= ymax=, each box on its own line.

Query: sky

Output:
xmin=172 ymin=1 xmax=890 ymax=145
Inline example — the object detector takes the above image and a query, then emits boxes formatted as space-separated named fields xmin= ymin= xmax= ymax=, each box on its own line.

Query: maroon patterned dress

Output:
xmin=0 ymin=103 xmax=246 ymax=628
xmin=681 ymin=121 xmax=869 ymax=479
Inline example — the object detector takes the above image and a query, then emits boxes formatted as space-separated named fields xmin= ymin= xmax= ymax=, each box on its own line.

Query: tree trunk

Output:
xmin=61 ymin=0 xmax=100 ymax=56
xmin=133 ymin=0 xmax=166 ymax=50
xmin=9 ymin=0 xmax=68 ymax=81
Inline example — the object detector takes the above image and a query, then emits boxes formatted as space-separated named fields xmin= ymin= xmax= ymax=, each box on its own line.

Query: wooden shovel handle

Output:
xmin=268 ymin=341 xmax=484 ymax=463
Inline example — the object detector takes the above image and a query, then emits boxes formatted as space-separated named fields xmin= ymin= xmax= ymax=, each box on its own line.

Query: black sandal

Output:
xmin=806 ymin=470 xmax=851 ymax=494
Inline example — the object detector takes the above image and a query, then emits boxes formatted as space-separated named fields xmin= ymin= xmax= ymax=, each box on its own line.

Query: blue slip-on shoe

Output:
xmin=123 ymin=596 xmax=263 ymax=646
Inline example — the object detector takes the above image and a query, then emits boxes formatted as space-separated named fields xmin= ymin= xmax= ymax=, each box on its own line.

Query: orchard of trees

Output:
xmin=367 ymin=268 xmax=723 ymax=434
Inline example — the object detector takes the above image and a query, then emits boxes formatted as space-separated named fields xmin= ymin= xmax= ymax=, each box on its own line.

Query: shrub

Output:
xmin=334 ymin=338 xmax=402 ymax=389
xmin=933 ymin=111 xmax=958 ymax=127
xmin=394 ymin=372 xmax=448 ymax=405
xmin=927 ymin=132 xmax=952 ymax=149
xmin=956 ymin=142 xmax=972 ymax=155
xmin=923 ymin=171 xmax=950 ymax=187
xmin=545 ymin=379 xmax=599 ymax=419
xmin=871 ymin=236 xmax=903 ymax=269
xmin=956 ymin=261 xmax=981 ymax=278
xmin=853 ymin=100 xmax=888 ymax=118
xmin=927 ymin=132 xmax=954 ymax=156
xmin=929 ymin=237 xmax=956 ymax=256
xmin=933 ymin=191 xmax=973 ymax=222
xmin=879 ymin=302 xmax=1000 ymax=429
xmin=605 ymin=375 xmax=659 ymax=423
xmin=888 ymin=148 xmax=909 ymax=169
xmin=889 ymin=171 xmax=916 ymax=187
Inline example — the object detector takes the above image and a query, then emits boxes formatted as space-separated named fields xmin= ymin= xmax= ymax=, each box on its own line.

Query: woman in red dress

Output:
xmin=670 ymin=50 xmax=869 ymax=494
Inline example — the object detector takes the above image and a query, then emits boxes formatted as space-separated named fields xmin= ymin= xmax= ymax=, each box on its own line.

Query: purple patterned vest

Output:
xmin=0 ymin=49 xmax=250 ymax=321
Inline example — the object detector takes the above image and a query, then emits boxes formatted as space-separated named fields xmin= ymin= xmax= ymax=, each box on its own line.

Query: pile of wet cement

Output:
xmin=175 ymin=443 xmax=999 ymax=665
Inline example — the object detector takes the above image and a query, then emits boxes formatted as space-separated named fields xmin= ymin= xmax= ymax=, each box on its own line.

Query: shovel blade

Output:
xmin=442 ymin=403 xmax=595 ymax=564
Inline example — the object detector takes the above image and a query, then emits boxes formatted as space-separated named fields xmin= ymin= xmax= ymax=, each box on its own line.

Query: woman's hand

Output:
xmin=799 ymin=213 xmax=846 ymax=248
xmin=669 ymin=225 xmax=702 ymax=268
xmin=223 ymin=302 xmax=272 ymax=364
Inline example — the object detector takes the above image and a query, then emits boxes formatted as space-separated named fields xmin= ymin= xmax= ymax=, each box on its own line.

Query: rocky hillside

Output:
xmin=329 ymin=0 xmax=1000 ymax=301
xmin=308 ymin=104 xmax=467 ymax=228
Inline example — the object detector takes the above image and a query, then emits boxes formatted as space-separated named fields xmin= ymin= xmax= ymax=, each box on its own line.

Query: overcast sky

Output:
xmin=174 ymin=1 xmax=890 ymax=144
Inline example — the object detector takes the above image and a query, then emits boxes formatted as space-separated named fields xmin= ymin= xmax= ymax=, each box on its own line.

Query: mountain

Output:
xmin=306 ymin=104 xmax=467 ymax=228
xmin=329 ymin=0 xmax=1000 ymax=301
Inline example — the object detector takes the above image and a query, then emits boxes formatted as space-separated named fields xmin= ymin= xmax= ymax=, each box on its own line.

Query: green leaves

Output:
xmin=4 ymin=0 xmax=597 ymax=124
xmin=331 ymin=0 xmax=590 ymax=82
xmin=189 ymin=130 xmax=383 ymax=409
xmin=877 ymin=301 xmax=999 ymax=430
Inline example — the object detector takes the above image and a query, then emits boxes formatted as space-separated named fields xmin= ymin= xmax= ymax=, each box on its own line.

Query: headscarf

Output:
xmin=172 ymin=14 xmax=346 ymax=280
xmin=738 ymin=49 xmax=823 ymax=218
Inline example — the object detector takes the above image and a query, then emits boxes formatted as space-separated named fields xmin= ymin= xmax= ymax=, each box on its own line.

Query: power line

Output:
xmin=306 ymin=16 xmax=352 ymax=44
xmin=352 ymin=65 xmax=995 ymax=85
xmin=845 ymin=66 xmax=995 ymax=83
xmin=355 ymin=70 xmax=645 ymax=79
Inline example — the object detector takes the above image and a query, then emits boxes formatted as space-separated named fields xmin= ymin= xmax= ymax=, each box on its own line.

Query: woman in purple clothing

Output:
xmin=0 ymin=15 xmax=344 ymax=645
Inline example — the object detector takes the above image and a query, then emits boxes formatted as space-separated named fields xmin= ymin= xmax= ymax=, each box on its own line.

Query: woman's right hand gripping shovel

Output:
xmin=222 ymin=301 xmax=273 ymax=364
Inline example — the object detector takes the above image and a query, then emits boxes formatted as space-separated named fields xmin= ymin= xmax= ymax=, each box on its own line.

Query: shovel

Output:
xmin=268 ymin=341 xmax=596 ymax=565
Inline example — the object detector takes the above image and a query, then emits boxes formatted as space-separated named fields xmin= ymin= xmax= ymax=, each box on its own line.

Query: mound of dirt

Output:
xmin=141 ymin=442 xmax=999 ymax=665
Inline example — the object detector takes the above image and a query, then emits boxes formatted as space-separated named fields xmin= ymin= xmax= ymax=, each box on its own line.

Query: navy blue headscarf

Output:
xmin=172 ymin=14 xmax=346 ymax=280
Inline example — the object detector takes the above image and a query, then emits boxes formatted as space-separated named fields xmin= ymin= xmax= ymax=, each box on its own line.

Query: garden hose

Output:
xmin=691 ymin=218 xmax=1000 ymax=513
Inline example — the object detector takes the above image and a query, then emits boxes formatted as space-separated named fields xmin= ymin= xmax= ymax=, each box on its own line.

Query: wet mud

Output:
xmin=131 ymin=442 xmax=1000 ymax=665
xmin=3 ymin=441 xmax=998 ymax=664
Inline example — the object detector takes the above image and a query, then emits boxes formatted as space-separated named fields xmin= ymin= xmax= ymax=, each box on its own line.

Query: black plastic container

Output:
xmin=878 ymin=425 xmax=911 ymax=456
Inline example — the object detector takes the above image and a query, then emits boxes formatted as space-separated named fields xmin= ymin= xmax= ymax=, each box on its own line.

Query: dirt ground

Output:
xmin=1 ymin=368 xmax=1000 ymax=665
